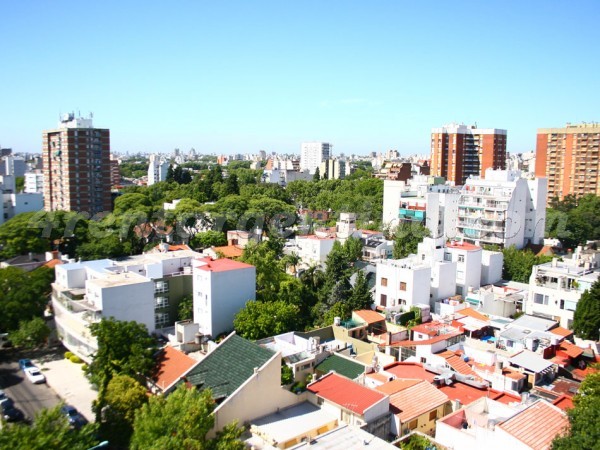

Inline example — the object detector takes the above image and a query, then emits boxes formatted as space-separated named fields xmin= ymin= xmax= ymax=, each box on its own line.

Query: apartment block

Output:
xmin=300 ymin=142 xmax=331 ymax=174
xmin=457 ymin=169 xmax=547 ymax=249
xmin=535 ymin=122 xmax=600 ymax=201
xmin=42 ymin=113 xmax=111 ymax=215
xmin=431 ymin=123 xmax=507 ymax=185
xmin=24 ymin=171 xmax=44 ymax=193
xmin=148 ymin=154 xmax=169 ymax=185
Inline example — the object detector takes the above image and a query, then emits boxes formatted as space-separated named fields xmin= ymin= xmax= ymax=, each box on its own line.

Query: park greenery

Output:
xmin=572 ymin=279 xmax=600 ymax=341
xmin=546 ymin=194 xmax=600 ymax=250
xmin=501 ymin=245 xmax=553 ymax=283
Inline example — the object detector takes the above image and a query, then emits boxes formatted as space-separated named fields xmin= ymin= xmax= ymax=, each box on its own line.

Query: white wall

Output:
xmin=383 ymin=180 xmax=405 ymax=228
xmin=92 ymin=280 xmax=155 ymax=332
xmin=481 ymin=251 xmax=503 ymax=285
xmin=375 ymin=260 xmax=431 ymax=311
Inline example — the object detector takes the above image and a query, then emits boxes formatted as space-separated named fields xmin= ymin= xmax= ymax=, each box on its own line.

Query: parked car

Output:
xmin=24 ymin=367 xmax=46 ymax=384
xmin=0 ymin=398 xmax=25 ymax=422
xmin=18 ymin=359 xmax=35 ymax=371
xmin=60 ymin=405 xmax=88 ymax=429
xmin=0 ymin=389 xmax=8 ymax=404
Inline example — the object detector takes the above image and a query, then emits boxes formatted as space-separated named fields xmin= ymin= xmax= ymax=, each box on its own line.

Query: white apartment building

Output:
xmin=382 ymin=177 xmax=460 ymax=240
xmin=300 ymin=142 xmax=331 ymax=174
xmin=193 ymin=257 xmax=256 ymax=338
xmin=25 ymin=171 xmax=44 ymax=193
xmin=52 ymin=249 xmax=202 ymax=361
xmin=457 ymin=169 xmax=547 ymax=249
xmin=526 ymin=247 xmax=600 ymax=328
xmin=148 ymin=154 xmax=169 ymax=185
xmin=262 ymin=158 xmax=312 ymax=186
xmin=292 ymin=234 xmax=336 ymax=268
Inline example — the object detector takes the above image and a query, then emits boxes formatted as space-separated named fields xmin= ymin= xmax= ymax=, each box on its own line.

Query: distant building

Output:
xmin=431 ymin=123 xmax=507 ymax=185
xmin=110 ymin=155 xmax=121 ymax=187
xmin=300 ymin=142 xmax=331 ymax=174
xmin=42 ymin=113 xmax=112 ymax=214
xmin=148 ymin=154 xmax=169 ymax=185
xmin=536 ymin=122 xmax=600 ymax=201
xmin=1 ymin=156 xmax=26 ymax=177
xmin=319 ymin=158 xmax=349 ymax=179
xmin=24 ymin=171 xmax=44 ymax=193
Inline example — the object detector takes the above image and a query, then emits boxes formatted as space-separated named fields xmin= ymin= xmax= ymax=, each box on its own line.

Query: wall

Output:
xmin=481 ymin=251 xmax=503 ymax=285
xmin=383 ymin=180 xmax=405 ymax=227
xmin=399 ymin=402 xmax=450 ymax=437
xmin=99 ymin=281 xmax=155 ymax=332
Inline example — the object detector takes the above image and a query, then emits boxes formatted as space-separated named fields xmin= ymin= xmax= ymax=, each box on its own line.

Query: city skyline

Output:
xmin=1 ymin=1 xmax=599 ymax=155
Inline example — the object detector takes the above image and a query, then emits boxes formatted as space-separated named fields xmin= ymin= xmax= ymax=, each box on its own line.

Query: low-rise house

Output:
xmin=293 ymin=234 xmax=336 ymax=268
xmin=508 ymin=350 xmax=558 ymax=387
xmin=307 ymin=372 xmax=390 ymax=439
xmin=150 ymin=346 xmax=198 ymax=395
xmin=314 ymin=354 xmax=367 ymax=381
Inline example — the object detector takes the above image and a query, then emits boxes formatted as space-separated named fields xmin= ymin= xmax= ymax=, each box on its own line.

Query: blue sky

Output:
xmin=1 ymin=1 xmax=599 ymax=156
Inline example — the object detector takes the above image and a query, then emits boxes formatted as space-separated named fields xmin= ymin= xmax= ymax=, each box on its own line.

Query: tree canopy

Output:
xmin=546 ymin=194 xmax=600 ymax=249
xmin=502 ymin=246 xmax=552 ymax=283
xmin=572 ymin=279 xmax=600 ymax=340
xmin=392 ymin=222 xmax=430 ymax=259
xmin=234 ymin=300 xmax=300 ymax=340
xmin=130 ymin=385 xmax=244 ymax=450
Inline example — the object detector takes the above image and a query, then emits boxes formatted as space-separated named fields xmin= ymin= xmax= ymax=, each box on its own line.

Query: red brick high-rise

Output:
xmin=43 ymin=113 xmax=112 ymax=215
xmin=431 ymin=123 xmax=507 ymax=185
xmin=536 ymin=123 xmax=600 ymax=202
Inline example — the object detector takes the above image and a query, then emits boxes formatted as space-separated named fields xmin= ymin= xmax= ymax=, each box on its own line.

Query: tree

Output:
xmin=178 ymin=294 xmax=194 ymax=321
xmin=10 ymin=317 xmax=51 ymax=349
xmin=113 ymin=193 xmax=152 ymax=216
xmin=572 ymin=280 xmax=600 ymax=340
xmin=130 ymin=385 xmax=245 ymax=450
xmin=392 ymin=222 xmax=430 ymax=259
xmin=348 ymin=270 xmax=373 ymax=311
xmin=234 ymin=300 xmax=300 ymax=340
xmin=224 ymin=173 xmax=239 ymax=196
xmin=0 ymin=212 xmax=53 ymax=259
xmin=190 ymin=231 xmax=227 ymax=250
xmin=0 ymin=405 xmax=99 ymax=450
xmin=87 ymin=318 xmax=157 ymax=392
xmin=166 ymin=164 xmax=175 ymax=182
xmin=343 ymin=236 xmax=363 ymax=263
xmin=313 ymin=167 xmax=321 ymax=181
xmin=502 ymin=246 xmax=552 ymax=283
xmin=551 ymin=372 xmax=600 ymax=450
xmin=240 ymin=241 xmax=286 ymax=302
xmin=97 ymin=374 xmax=149 ymax=448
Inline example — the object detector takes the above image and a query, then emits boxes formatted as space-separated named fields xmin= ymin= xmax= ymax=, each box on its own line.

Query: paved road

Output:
xmin=0 ymin=350 xmax=61 ymax=422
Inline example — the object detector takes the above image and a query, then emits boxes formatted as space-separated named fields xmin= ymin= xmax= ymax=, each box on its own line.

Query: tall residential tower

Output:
xmin=535 ymin=123 xmax=600 ymax=201
xmin=43 ymin=114 xmax=112 ymax=215
xmin=431 ymin=124 xmax=507 ymax=185
xmin=300 ymin=142 xmax=331 ymax=174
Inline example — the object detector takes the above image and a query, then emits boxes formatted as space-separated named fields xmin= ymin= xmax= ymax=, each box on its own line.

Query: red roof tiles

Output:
xmin=152 ymin=346 xmax=198 ymax=392
xmin=384 ymin=362 xmax=436 ymax=383
xmin=498 ymin=401 xmax=568 ymax=450
xmin=196 ymin=257 xmax=253 ymax=272
xmin=389 ymin=380 xmax=449 ymax=422
xmin=549 ymin=326 xmax=573 ymax=338
xmin=446 ymin=241 xmax=481 ymax=251
xmin=307 ymin=373 xmax=387 ymax=416
xmin=211 ymin=245 xmax=244 ymax=258
xmin=557 ymin=341 xmax=584 ymax=359
xmin=354 ymin=309 xmax=385 ymax=325
xmin=375 ymin=379 xmax=421 ymax=395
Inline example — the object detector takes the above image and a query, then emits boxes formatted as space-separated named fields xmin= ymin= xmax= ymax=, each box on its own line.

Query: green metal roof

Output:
xmin=184 ymin=334 xmax=275 ymax=400
xmin=314 ymin=354 xmax=365 ymax=380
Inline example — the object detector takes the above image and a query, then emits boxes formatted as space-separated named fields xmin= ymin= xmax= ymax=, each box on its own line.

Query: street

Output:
xmin=0 ymin=349 xmax=61 ymax=422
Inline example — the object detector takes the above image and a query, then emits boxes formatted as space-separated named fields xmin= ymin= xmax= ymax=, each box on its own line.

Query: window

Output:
xmin=155 ymin=312 xmax=169 ymax=328
xmin=400 ymin=282 xmax=407 ymax=291
xmin=444 ymin=253 xmax=452 ymax=262
xmin=429 ymin=410 xmax=438 ymax=421
xmin=154 ymin=281 xmax=169 ymax=293
xmin=458 ymin=254 xmax=465 ymax=263
xmin=380 ymin=294 xmax=387 ymax=307
xmin=534 ymin=293 xmax=549 ymax=305
xmin=155 ymin=297 xmax=169 ymax=309
xmin=408 ymin=419 xmax=418 ymax=430
xmin=381 ymin=277 xmax=388 ymax=287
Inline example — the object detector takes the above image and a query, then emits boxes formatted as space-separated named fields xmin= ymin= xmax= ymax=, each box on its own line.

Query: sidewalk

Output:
xmin=35 ymin=357 xmax=97 ymax=422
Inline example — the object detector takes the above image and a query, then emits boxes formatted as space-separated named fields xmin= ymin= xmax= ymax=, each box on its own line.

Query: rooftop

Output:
xmin=195 ymin=257 xmax=254 ymax=273
xmin=353 ymin=309 xmax=385 ymax=325
xmin=389 ymin=380 xmax=449 ymax=422
xmin=497 ymin=400 xmax=568 ymax=450
xmin=210 ymin=245 xmax=244 ymax=258
xmin=152 ymin=346 xmax=198 ymax=392
xmin=384 ymin=362 xmax=436 ymax=383
xmin=183 ymin=333 xmax=274 ymax=400
xmin=307 ymin=372 xmax=387 ymax=416
xmin=314 ymin=354 xmax=366 ymax=380
xmin=509 ymin=350 xmax=555 ymax=373
xmin=446 ymin=241 xmax=481 ymax=252
xmin=375 ymin=379 xmax=421 ymax=395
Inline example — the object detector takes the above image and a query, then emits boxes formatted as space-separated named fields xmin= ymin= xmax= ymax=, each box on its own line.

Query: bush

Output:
xmin=64 ymin=351 xmax=74 ymax=359
xmin=69 ymin=355 xmax=83 ymax=364
xmin=81 ymin=364 xmax=89 ymax=372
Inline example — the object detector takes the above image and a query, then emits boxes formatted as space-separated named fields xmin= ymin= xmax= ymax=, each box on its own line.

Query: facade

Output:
xmin=42 ymin=113 xmax=111 ymax=215
xmin=535 ymin=122 xmax=600 ymax=201
xmin=24 ymin=171 xmax=44 ymax=193
xmin=319 ymin=158 xmax=349 ymax=180
xmin=1 ymin=156 xmax=26 ymax=177
xmin=300 ymin=142 xmax=331 ymax=174
xmin=192 ymin=257 xmax=256 ymax=338
xmin=431 ymin=123 xmax=507 ymax=185
xmin=110 ymin=155 xmax=121 ymax=187
xmin=52 ymin=249 xmax=200 ymax=360
xmin=457 ymin=169 xmax=547 ymax=249
xmin=293 ymin=235 xmax=336 ymax=268
xmin=526 ymin=249 xmax=600 ymax=328
xmin=148 ymin=154 xmax=169 ymax=185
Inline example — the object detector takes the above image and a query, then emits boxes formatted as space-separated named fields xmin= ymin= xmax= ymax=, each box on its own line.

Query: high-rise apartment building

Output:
xmin=535 ymin=123 xmax=600 ymax=201
xmin=42 ymin=113 xmax=111 ymax=215
xmin=148 ymin=154 xmax=169 ymax=185
xmin=300 ymin=142 xmax=331 ymax=174
xmin=431 ymin=124 xmax=507 ymax=185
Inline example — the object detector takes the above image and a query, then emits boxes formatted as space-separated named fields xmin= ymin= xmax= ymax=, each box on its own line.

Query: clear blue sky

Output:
xmin=1 ymin=1 xmax=599 ymax=156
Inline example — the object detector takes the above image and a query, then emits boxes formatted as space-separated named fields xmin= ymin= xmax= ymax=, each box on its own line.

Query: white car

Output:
xmin=24 ymin=367 xmax=46 ymax=384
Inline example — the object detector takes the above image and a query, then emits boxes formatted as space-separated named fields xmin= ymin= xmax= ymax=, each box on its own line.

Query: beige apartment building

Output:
xmin=536 ymin=122 xmax=600 ymax=201
xmin=42 ymin=113 xmax=112 ymax=215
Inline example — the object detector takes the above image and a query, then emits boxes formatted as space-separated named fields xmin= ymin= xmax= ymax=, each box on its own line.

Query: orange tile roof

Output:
xmin=354 ymin=309 xmax=385 ymax=325
xmin=43 ymin=259 xmax=63 ymax=269
xmin=366 ymin=372 xmax=389 ymax=383
xmin=489 ymin=390 xmax=522 ymax=405
xmin=168 ymin=244 xmax=192 ymax=251
xmin=498 ymin=400 xmax=568 ymax=450
xmin=445 ymin=354 xmax=477 ymax=376
xmin=389 ymin=380 xmax=449 ymax=422
xmin=446 ymin=241 xmax=481 ymax=251
xmin=211 ymin=245 xmax=244 ymax=258
xmin=196 ymin=257 xmax=254 ymax=272
xmin=549 ymin=326 xmax=573 ymax=338
xmin=307 ymin=373 xmax=387 ymax=416
xmin=375 ymin=379 xmax=421 ymax=395
xmin=456 ymin=308 xmax=489 ymax=322
xmin=552 ymin=395 xmax=574 ymax=411
xmin=557 ymin=341 xmax=584 ymax=359
xmin=438 ymin=382 xmax=489 ymax=406
xmin=152 ymin=346 xmax=198 ymax=392
xmin=384 ymin=362 xmax=436 ymax=383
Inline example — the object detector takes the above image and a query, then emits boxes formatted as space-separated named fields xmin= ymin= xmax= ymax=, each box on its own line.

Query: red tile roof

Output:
xmin=489 ymin=390 xmax=523 ymax=405
xmin=549 ymin=326 xmax=573 ymax=338
xmin=388 ymin=332 xmax=462 ymax=347
xmin=456 ymin=308 xmax=489 ymax=322
xmin=557 ymin=341 xmax=583 ymax=359
xmin=389 ymin=380 xmax=449 ymax=422
xmin=438 ymin=382 xmax=489 ymax=406
xmin=307 ymin=373 xmax=387 ymax=416
xmin=446 ymin=241 xmax=481 ymax=251
xmin=152 ymin=346 xmax=198 ymax=392
xmin=498 ymin=400 xmax=568 ymax=450
xmin=354 ymin=309 xmax=385 ymax=325
xmin=384 ymin=362 xmax=436 ymax=383
xmin=552 ymin=395 xmax=574 ymax=411
xmin=43 ymin=259 xmax=63 ymax=269
xmin=168 ymin=244 xmax=192 ymax=251
xmin=211 ymin=245 xmax=244 ymax=258
xmin=444 ymin=354 xmax=477 ymax=376
xmin=196 ymin=257 xmax=254 ymax=272
xmin=375 ymin=379 xmax=421 ymax=395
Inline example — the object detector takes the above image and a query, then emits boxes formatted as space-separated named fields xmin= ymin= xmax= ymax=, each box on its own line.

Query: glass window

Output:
xmin=381 ymin=277 xmax=388 ymax=287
